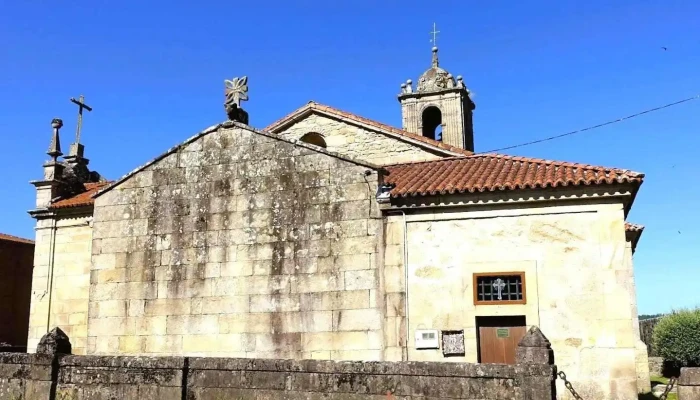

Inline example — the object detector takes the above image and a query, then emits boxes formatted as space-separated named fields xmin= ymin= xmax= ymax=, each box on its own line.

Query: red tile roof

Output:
xmin=49 ymin=182 xmax=111 ymax=209
xmin=265 ymin=102 xmax=473 ymax=157
xmin=384 ymin=154 xmax=644 ymax=198
xmin=625 ymin=222 xmax=644 ymax=232
xmin=0 ymin=233 xmax=34 ymax=245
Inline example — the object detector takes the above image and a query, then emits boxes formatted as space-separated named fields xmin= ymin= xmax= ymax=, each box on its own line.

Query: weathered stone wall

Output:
xmin=679 ymin=368 xmax=700 ymax=400
xmin=648 ymin=356 xmax=664 ymax=377
xmin=27 ymin=217 xmax=93 ymax=354
xmin=274 ymin=113 xmax=444 ymax=165
xmin=89 ymin=124 xmax=384 ymax=358
xmin=186 ymin=357 xmax=554 ymax=400
xmin=0 ymin=353 xmax=54 ymax=399
xmin=0 ymin=354 xmax=556 ymax=400
xmin=57 ymin=355 xmax=184 ymax=399
xmin=384 ymin=200 xmax=644 ymax=399
xmin=624 ymin=240 xmax=651 ymax=393
xmin=0 ymin=239 xmax=34 ymax=352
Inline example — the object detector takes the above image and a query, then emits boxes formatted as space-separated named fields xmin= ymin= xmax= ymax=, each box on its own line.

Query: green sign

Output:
xmin=496 ymin=328 xmax=510 ymax=338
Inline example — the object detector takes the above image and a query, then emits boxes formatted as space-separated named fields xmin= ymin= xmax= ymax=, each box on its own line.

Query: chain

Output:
xmin=658 ymin=377 xmax=677 ymax=400
xmin=558 ymin=370 xmax=677 ymax=400
xmin=557 ymin=371 xmax=584 ymax=400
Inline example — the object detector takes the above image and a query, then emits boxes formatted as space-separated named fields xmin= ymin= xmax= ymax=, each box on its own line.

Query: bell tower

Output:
xmin=398 ymin=46 xmax=475 ymax=152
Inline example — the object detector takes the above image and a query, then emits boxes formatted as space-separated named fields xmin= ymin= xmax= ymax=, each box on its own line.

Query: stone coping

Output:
xmin=0 ymin=352 xmax=53 ymax=365
xmin=680 ymin=367 xmax=700 ymax=385
xmin=59 ymin=355 xmax=186 ymax=369
xmin=188 ymin=358 xmax=553 ymax=378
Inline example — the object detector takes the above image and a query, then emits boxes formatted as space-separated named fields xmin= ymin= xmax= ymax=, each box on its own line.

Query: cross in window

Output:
xmin=492 ymin=278 xmax=506 ymax=300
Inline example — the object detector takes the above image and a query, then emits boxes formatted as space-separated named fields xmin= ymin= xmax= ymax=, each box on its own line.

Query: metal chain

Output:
xmin=658 ymin=377 xmax=677 ymax=400
xmin=557 ymin=371 xmax=584 ymax=400
xmin=558 ymin=370 xmax=677 ymax=400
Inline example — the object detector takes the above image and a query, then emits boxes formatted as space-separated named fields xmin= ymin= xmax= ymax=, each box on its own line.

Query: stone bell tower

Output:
xmin=398 ymin=46 xmax=475 ymax=152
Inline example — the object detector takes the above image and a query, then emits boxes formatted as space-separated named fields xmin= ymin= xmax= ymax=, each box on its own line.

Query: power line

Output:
xmin=481 ymin=94 xmax=700 ymax=154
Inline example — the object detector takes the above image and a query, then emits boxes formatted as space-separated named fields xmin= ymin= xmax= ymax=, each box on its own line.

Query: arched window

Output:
xmin=421 ymin=106 xmax=443 ymax=141
xmin=299 ymin=132 xmax=327 ymax=148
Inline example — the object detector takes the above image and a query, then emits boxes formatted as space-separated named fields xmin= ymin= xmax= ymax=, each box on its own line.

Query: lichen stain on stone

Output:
xmin=564 ymin=338 xmax=582 ymax=347
xmin=529 ymin=222 xmax=583 ymax=243
xmin=414 ymin=266 xmax=444 ymax=279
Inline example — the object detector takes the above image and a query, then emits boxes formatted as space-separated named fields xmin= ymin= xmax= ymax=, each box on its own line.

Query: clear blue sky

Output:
xmin=1 ymin=1 xmax=698 ymax=314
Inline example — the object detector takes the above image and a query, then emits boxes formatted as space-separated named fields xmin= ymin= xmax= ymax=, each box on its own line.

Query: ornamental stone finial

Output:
xmin=224 ymin=76 xmax=250 ymax=124
xmin=37 ymin=327 xmax=72 ymax=355
xmin=48 ymin=118 xmax=63 ymax=160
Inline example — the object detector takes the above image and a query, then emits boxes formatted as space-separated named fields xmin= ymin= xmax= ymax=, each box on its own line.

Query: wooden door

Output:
xmin=477 ymin=316 xmax=527 ymax=364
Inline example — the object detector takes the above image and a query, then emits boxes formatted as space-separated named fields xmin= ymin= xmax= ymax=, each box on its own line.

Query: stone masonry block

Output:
xmin=196 ymin=296 xmax=249 ymax=314
xmin=299 ymin=290 xmax=370 ymax=311
xmin=292 ymin=273 xmax=344 ymax=293
xmin=166 ymin=315 xmax=219 ymax=335
xmin=332 ymin=254 xmax=371 ymax=271
xmin=333 ymin=309 xmax=382 ymax=331
xmin=331 ymin=236 xmax=377 ymax=255
xmin=249 ymin=294 xmax=301 ymax=313
xmin=344 ymin=269 xmax=377 ymax=290
xmin=218 ymin=313 xmax=272 ymax=334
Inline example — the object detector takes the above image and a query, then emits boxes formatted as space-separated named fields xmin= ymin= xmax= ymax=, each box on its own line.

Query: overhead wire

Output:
xmin=479 ymin=94 xmax=700 ymax=154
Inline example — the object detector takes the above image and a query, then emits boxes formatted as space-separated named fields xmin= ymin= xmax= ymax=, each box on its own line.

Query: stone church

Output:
xmin=27 ymin=47 xmax=649 ymax=399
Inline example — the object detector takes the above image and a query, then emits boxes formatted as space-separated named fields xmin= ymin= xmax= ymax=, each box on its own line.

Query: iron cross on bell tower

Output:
xmin=68 ymin=95 xmax=92 ymax=157
xmin=430 ymin=22 xmax=440 ymax=47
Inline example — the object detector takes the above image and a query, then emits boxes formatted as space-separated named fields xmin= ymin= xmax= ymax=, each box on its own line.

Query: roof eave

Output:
xmin=380 ymin=183 xmax=639 ymax=211
xmin=626 ymin=228 xmax=644 ymax=253
xmin=624 ymin=178 xmax=644 ymax=218
xmin=29 ymin=204 xmax=95 ymax=220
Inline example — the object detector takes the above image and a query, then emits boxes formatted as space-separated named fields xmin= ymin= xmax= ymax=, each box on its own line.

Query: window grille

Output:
xmin=473 ymin=273 xmax=525 ymax=304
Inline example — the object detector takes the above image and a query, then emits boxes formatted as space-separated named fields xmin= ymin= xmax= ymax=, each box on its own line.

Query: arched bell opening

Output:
xmin=421 ymin=106 xmax=443 ymax=141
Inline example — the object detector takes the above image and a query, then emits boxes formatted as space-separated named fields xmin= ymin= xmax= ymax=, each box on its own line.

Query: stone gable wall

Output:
xmin=27 ymin=218 xmax=93 ymax=355
xmin=89 ymin=126 xmax=384 ymax=358
xmin=0 ymin=352 xmax=556 ymax=400
xmin=274 ymin=113 xmax=445 ymax=165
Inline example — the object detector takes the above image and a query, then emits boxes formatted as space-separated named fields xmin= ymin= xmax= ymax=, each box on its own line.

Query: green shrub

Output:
xmin=652 ymin=308 xmax=700 ymax=367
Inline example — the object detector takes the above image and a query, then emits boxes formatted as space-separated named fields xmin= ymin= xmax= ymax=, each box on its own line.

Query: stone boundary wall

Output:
xmin=639 ymin=317 xmax=661 ymax=357
xmin=0 ymin=353 xmax=54 ymax=399
xmin=648 ymin=356 xmax=664 ymax=377
xmin=679 ymin=368 xmax=700 ymax=400
xmin=0 ymin=354 xmax=555 ymax=400
xmin=0 ymin=326 xmax=556 ymax=399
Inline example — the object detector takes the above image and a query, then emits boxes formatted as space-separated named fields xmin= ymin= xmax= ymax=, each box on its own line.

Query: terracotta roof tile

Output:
xmin=384 ymin=154 xmax=644 ymax=198
xmin=265 ymin=102 xmax=473 ymax=157
xmin=625 ymin=222 xmax=644 ymax=232
xmin=0 ymin=233 xmax=34 ymax=245
xmin=49 ymin=182 xmax=112 ymax=209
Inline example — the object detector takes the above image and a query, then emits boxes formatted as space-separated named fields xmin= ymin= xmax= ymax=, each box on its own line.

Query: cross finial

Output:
xmin=430 ymin=23 xmax=440 ymax=48
xmin=70 ymin=95 xmax=92 ymax=145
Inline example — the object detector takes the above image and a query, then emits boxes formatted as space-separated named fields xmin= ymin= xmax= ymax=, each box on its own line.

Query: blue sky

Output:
xmin=1 ymin=1 xmax=698 ymax=314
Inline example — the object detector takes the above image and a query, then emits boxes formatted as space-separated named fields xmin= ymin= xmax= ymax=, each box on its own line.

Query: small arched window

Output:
xmin=421 ymin=106 xmax=443 ymax=141
xmin=299 ymin=132 xmax=327 ymax=148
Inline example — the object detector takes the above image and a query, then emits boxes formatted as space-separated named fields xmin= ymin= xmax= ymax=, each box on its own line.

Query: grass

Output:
xmin=646 ymin=375 xmax=678 ymax=400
